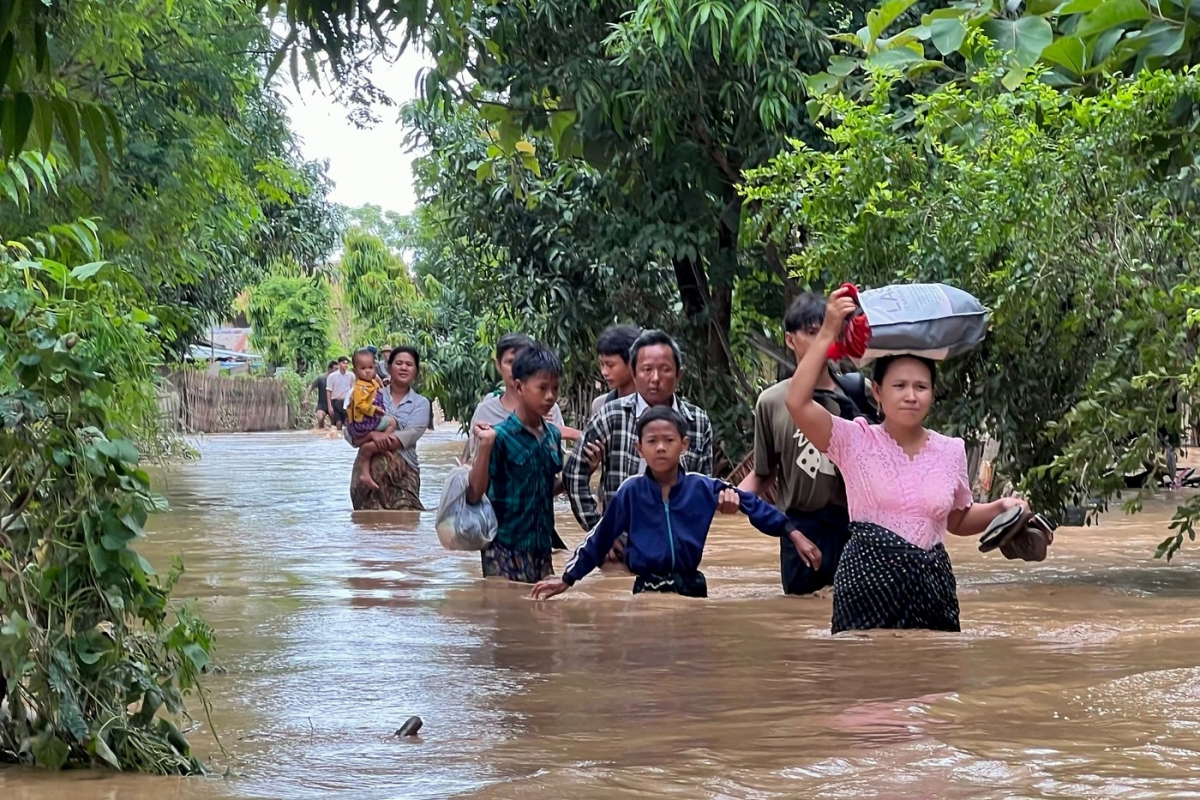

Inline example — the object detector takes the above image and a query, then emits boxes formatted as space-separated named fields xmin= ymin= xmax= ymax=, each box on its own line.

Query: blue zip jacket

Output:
xmin=563 ymin=468 xmax=797 ymax=585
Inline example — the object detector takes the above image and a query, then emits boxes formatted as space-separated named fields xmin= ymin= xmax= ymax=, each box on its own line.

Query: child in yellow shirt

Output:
xmin=347 ymin=348 xmax=396 ymax=489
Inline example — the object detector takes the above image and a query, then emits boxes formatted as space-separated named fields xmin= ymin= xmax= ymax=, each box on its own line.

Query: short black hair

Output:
xmin=327 ymin=360 xmax=337 ymax=370
xmin=784 ymin=292 xmax=826 ymax=334
xmin=496 ymin=332 xmax=534 ymax=362
xmin=511 ymin=343 xmax=563 ymax=382
xmin=389 ymin=345 xmax=420 ymax=373
xmin=636 ymin=406 xmax=687 ymax=439
xmin=872 ymin=355 xmax=937 ymax=386
xmin=338 ymin=355 xmax=350 ymax=364
xmin=629 ymin=329 xmax=682 ymax=370
xmin=352 ymin=348 xmax=375 ymax=368
xmin=596 ymin=324 xmax=642 ymax=363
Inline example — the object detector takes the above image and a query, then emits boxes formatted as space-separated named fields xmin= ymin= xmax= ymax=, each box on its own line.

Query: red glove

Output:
xmin=827 ymin=283 xmax=871 ymax=361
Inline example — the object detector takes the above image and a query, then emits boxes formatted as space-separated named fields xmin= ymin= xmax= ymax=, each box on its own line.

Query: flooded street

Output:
xmin=4 ymin=430 xmax=1200 ymax=798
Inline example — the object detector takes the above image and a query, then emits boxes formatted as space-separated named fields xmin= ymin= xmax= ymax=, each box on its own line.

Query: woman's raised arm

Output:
xmin=784 ymin=289 xmax=859 ymax=453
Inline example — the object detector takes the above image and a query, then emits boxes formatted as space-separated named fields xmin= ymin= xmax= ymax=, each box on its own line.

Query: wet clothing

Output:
xmin=752 ymin=377 xmax=861 ymax=595
xmin=330 ymin=398 xmax=347 ymax=427
xmin=832 ymin=522 xmax=960 ymax=633
xmin=563 ymin=468 xmax=795 ymax=592
xmin=487 ymin=414 xmax=563 ymax=556
xmin=633 ymin=571 xmax=709 ymax=598
xmin=481 ymin=539 xmax=555 ymax=584
xmin=781 ymin=505 xmax=851 ymax=595
xmin=565 ymin=394 xmax=714 ymax=533
xmin=311 ymin=374 xmax=330 ymax=413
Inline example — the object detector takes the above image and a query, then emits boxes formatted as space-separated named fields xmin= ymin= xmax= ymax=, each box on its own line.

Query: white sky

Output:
xmin=277 ymin=48 xmax=431 ymax=216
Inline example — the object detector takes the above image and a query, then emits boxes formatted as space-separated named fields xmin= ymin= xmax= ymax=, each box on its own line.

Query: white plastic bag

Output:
xmin=435 ymin=465 xmax=498 ymax=551
xmin=857 ymin=283 xmax=989 ymax=364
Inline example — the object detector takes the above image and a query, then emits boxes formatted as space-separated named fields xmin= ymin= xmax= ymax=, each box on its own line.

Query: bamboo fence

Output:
xmin=168 ymin=370 xmax=292 ymax=433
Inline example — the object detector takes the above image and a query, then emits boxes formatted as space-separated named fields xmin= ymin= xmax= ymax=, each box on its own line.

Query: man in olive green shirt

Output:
xmin=739 ymin=293 xmax=874 ymax=595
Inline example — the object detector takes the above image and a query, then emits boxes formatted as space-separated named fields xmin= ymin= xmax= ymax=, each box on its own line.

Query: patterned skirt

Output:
xmin=831 ymin=522 xmax=960 ymax=634
xmin=481 ymin=540 xmax=555 ymax=584
xmin=350 ymin=449 xmax=423 ymax=511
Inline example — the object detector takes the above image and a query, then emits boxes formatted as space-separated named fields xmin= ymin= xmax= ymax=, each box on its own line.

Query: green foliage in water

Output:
xmin=0 ymin=239 xmax=213 ymax=773
xmin=743 ymin=64 xmax=1200 ymax=557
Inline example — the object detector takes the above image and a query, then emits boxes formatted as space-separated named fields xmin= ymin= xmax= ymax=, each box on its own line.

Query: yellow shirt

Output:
xmin=348 ymin=378 xmax=383 ymax=423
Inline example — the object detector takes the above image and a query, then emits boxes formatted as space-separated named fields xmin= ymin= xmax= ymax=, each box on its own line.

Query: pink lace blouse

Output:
xmin=827 ymin=416 xmax=973 ymax=550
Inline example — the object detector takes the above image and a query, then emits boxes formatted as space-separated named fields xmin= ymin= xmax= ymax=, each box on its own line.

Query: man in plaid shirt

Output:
xmin=564 ymin=330 xmax=715 ymax=557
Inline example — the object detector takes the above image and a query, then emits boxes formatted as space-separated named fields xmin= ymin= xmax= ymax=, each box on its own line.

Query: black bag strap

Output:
xmin=832 ymin=370 xmax=881 ymax=424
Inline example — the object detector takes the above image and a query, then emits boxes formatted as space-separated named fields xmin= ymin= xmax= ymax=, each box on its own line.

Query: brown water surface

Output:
xmin=3 ymin=430 xmax=1200 ymax=799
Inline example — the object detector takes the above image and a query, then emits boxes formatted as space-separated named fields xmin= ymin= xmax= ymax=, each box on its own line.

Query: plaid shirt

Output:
xmin=564 ymin=394 xmax=713 ymax=531
xmin=488 ymin=413 xmax=563 ymax=552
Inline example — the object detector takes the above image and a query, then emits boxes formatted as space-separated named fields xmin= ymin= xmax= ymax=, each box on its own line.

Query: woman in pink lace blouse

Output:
xmin=785 ymin=288 xmax=1026 ymax=633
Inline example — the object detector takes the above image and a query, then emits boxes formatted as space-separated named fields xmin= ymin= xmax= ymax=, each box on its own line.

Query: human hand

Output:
xmin=999 ymin=496 xmax=1030 ymax=515
xmin=584 ymin=440 xmax=604 ymax=472
xmin=789 ymin=529 xmax=823 ymax=571
xmin=473 ymin=422 xmax=496 ymax=448
xmin=716 ymin=488 xmax=741 ymax=514
xmin=530 ymin=577 xmax=569 ymax=600
xmin=821 ymin=286 xmax=860 ymax=337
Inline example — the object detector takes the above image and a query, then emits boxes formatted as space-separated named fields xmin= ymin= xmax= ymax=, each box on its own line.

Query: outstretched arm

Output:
xmin=531 ymin=491 xmax=629 ymax=600
xmin=785 ymin=289 xmax=858 ymax=453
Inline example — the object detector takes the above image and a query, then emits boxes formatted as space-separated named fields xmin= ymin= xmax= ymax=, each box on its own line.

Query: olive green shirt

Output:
xmin=752 ymin=379 xmax=849 ymax=514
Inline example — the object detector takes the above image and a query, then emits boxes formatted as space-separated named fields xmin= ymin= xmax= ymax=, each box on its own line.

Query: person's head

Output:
xmin=389 ymin=346 xmax=420 ymax=388
xmin=635 ymin=406 xmax=689 ymax=477
xmin=366 ymin=345 xmax=378 ymax=357
xmin=629 ymin=330 xmax=682 ymax=406
xmin=351 ymin=348 xmax=376 ymax=382
xmin=596 ymin=324 xmax=641 ymax=393
xmin=337 ymin=356 xmax=349 ymax=373
xmin=381 ymin=345 xmax=393 ymax=364
xmin=871 ymin=355 xmax=937 ymax=428
xmin=495 ymin=332 xmax=534 ymax=386
xmin=327 ymin=360 xmax=337 ymax=373
xmin=783 ymin=292 xmax=827 ymax=359
xmin=510 ymin=343 xmax=562 ymax=419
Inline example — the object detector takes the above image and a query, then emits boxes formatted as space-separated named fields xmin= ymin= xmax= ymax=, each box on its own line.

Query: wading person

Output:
xmin=739 ymin=293 xmax=874 ymax=596
xmin=564 ymin=330 xmax=715 ymax=561
xmin=305 ymin=360 xmax=337 ymax=429
xmin=532 ymin=407 xmax=816 ymax=600
xmin=786 ymin=288 xmax=1026 ymax=633
xmin=326 ymin=356 xmax=353 ymax=431
xmin=590 ymin=324 xmax=641 ymax=418
xmin=462 ymin=333 xmax=580 ymax=463
xmin=346 ymin=346 xmax=433 ymax=509
xmin=467 ymin=344 xmax=565 ymax=583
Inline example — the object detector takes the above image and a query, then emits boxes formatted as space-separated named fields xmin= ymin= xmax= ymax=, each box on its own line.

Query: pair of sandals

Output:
xmin=979 ymin=505 xmax=1056 ymax=562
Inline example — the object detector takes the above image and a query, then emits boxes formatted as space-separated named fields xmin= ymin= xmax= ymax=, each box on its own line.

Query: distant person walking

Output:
xmin=327 ymin=356 xmax=353 ymax=431
xmin=305 ymin=360 xmax=337 ymax=429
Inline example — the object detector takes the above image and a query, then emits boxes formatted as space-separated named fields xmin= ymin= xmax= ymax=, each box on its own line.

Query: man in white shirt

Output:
xmin=326 ymin=356 xmax=354 ymax=431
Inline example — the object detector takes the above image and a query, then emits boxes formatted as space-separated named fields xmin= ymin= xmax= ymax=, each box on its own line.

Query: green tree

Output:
xmin=246 ymin=273 xmax=335 ymax=373
xmin=743 ymin=64 xmax=1200 ymax=557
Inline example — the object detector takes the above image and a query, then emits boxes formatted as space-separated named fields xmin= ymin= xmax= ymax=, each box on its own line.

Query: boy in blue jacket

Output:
xmin=531 ymin=406 xmax=822 ymax=599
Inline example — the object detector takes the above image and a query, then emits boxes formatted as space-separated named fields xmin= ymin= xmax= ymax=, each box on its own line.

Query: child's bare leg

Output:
xmin=358 ymin=441 xmax=382 ymax=490
xmin=380 ymin=416 xmax=397 ymax=433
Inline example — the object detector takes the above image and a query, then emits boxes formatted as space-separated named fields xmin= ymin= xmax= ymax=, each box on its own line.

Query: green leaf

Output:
xmin=70 ymin=261 xmax=107 ymax=282
xmin=1058 ymin=0 xmax=1105 ymax=12
xmin=33 ymin=96 xmax=52 ymax=155
xmin=931 ymin=18 xmax=967 ymax=55
xmin=867 ymin=42 xmax=926 ymax=70
xmin=30 ymin=733 xmax=70 ymax=771
xmin=827 ymin=54 xmax=861 ymax=76
xmin=53 ymin=100 xmax=82 ymax=168
xmin=89 ymin=734 xmax=121 ymax=770
xmin=182 ymin=643 xmax=209 ymax=673
xmin=1002 ymin=66 xmax=1028 ymax=90
xmin=1041 ymin=35 xmax=1088 ymax=73
xmin=868 ymin=0 xmax=917 ymax=41
xmin=80 ymin=105 xmax=111 ymax=174
xmin=100 ymin=105 xmax=124 ymax=158
xmin=12 ymin=92 xmax=32 ymax=154
xmin=1074 ymin=0 xmax=1151 ymax=39
xmin=0 ymin=33 xmax=13 ymax=90
xmin=981 ymin=16 xmax=1055 ymax=67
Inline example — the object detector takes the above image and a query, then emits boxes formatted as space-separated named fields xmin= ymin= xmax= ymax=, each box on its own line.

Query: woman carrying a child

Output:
xmin=346 ymin=346 xmax=433 ymax=509
xmin=785 ymin=288 xmax=1026 ymax=633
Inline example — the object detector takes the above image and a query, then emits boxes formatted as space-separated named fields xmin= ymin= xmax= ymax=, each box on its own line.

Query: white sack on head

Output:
xmin=856 ymin=283 xmax=989 ymax=364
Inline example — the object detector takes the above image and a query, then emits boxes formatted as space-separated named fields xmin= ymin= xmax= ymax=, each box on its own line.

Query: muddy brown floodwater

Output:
xmin=3 ymin=430 xmax=1200 ymax=799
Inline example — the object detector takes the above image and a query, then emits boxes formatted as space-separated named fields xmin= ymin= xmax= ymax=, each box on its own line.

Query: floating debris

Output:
xmin=395 ymin=716 xmax=423 ymax=737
